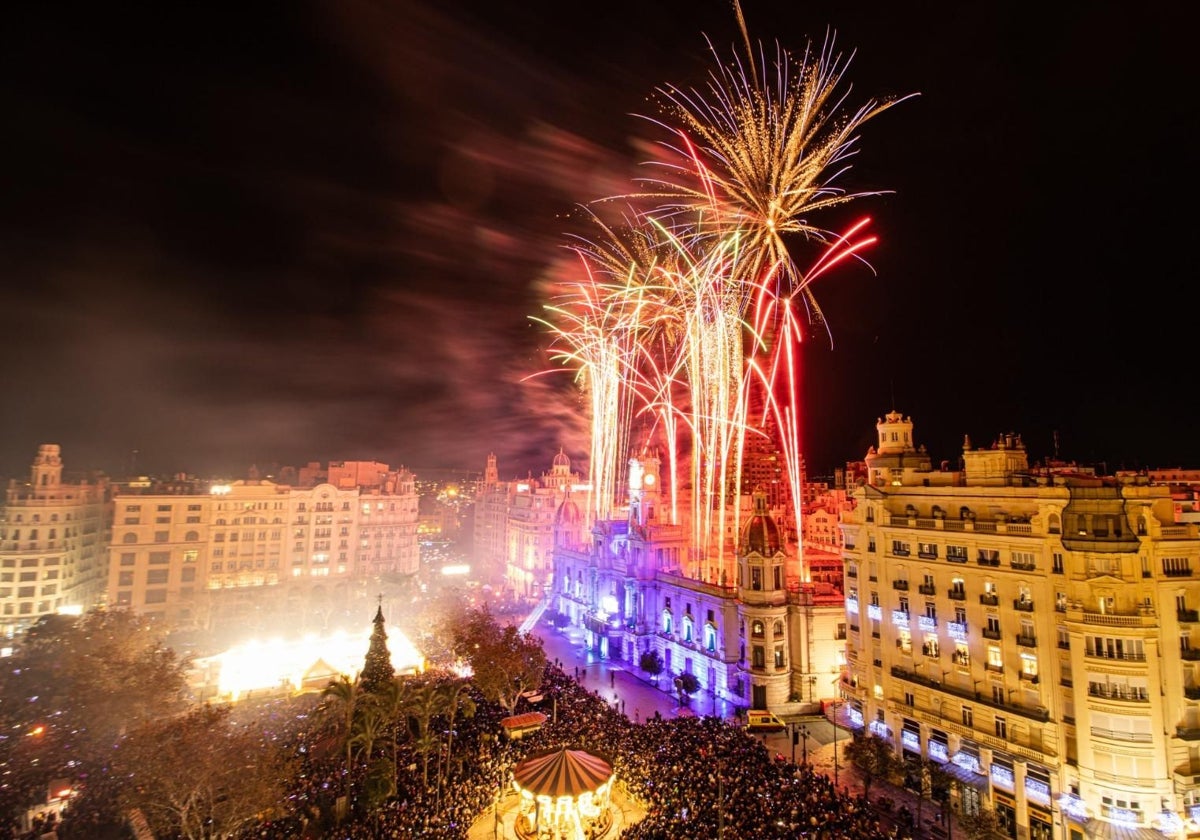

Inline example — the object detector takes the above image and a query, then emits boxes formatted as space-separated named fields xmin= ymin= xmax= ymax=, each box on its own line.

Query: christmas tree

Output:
xmin=359 ymin=602 xmax=395 ymax=696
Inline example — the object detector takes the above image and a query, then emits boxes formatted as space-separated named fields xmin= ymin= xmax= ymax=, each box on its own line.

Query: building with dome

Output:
xmin=472 ymin=451 xmax=583 ymax=601
xmin=840 ymin=410 xmax=1200 ymax=840
xmin=551 ymin=449 xmax=845 ymax=713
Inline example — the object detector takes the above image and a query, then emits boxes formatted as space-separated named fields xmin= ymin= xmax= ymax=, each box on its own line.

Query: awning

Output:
xmin=1083 ymin=819 xmax=1167 ymax=840
xmin=500 ymin=712 xmax=547 ymax=730
xmin=942 ymin=761 xmax=989 ymax=790
xmin=513 ymin=747 xmax=614 ymax=799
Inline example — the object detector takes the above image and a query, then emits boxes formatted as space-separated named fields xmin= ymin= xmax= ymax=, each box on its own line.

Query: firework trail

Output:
xmin=537 ymin=5 xmax=910 ymax=581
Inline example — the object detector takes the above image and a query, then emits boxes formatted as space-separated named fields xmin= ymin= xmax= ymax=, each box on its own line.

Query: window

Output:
xmin=146 ymin=569 xmax=169 ymax=585
xmin=120 ymin=553 xmax=136 ymax=566
xmin=752 ymin=620 xmax=765 ymax=638
xmin=752 ymin=646 xmax=765 ymax=668
xmin=962 ymin=706 xmax=973 ymax=727
xmin=144 ymin=589 xmax=167 ymax=604
xmin=118 ymin=571 xmax=134 ymax=586
xmin=154 ymin=531 xmax=169 ymax=543
xmin=995 ymin=716 xmax=1007 ymax=738
xmin=1052 ymin=552 xmax=1064 ymax=574
xmin=987 ymin=646 xmax=1003 ymax=671
xmin=892 ymin=540 xmax=911 ymax=556
xmin=149 ymin=551 xmax=170 ymax=564
xmin=774 ymin=646 xmax=785 ymax=668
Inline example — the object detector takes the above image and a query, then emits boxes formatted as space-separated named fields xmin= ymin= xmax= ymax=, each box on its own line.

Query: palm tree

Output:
xmin=376 ymin=675 xmax=417 ymax=793
xmin=406 ymin=679 xmax=445 ymax=788
xmin=322 ymin=674 xmax=361 ymax=787
xmin=350 ymin=703 xmax=387 ymax=763
xmin=439 ymin=679 xmax=477 ymax=788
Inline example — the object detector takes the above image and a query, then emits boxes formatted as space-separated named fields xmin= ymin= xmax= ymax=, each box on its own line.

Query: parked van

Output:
xmin=744 ymin=710 xmax=787 ymax=732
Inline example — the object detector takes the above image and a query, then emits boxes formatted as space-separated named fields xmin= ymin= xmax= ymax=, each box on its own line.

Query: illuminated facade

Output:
xmin=840 ymin=411 xmax=1200 ymax=840
xmin=0 ymin=445 xmax=109 ymax=637
xmin=472 ymin=453 xmax=513 ymax=584
xmin=553 ymin=453 xmax=846 ymax=713
xmin=105 ymin=461 xmax=418 ymax=634
xmin=505 ymin=450 xmax=580 ymax=599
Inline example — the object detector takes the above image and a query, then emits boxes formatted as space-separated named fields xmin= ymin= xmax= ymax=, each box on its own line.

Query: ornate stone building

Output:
xmin=0 ymin=445 xmax=109 ymax=637
xmin=553 ymin=452 xmax=845 ymax=714
xmin=840 ymin=411 xmax=1200 ymax=840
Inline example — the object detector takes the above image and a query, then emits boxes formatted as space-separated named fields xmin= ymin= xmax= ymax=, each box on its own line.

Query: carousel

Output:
xmin=511 ymin=747 xmax=615 ymax=840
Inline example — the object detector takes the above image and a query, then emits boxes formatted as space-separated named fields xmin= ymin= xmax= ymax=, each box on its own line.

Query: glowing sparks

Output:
xmin=535 ymin=9 xmax=911 ymax=579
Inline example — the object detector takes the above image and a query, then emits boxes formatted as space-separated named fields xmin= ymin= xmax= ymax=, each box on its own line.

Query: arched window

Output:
xmin=1048 ymin=513 xmax=1061 ymax=534
xmin=122 ymin=533 xmax=137 ymax=544
xmin=704 ymin=622 xmax=718 ymax=652
xmin=184 ymin=530 xmax=199 ymax=542
xmin=752 ymin=620 xmax=765 ymax=638
xmin=773 ymin=620 xmax=784 ymax=638
xmin=682 ymin=616 xmax=694 ymax=642
xmin=662 ymin=610 xmax=673 ymax=634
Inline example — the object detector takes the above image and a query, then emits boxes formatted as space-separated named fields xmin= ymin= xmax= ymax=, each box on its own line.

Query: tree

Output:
xmin=439 ymin=678 xmax=477 ymax=789
xmin=452 ymin=606 xmax=546 ymax=714
xmin=112 ymin=704 xmax=295 ymax=840
xmin=374 ymin=675 xmax=417 ymax=794
xmin=842 ymin=733 xmax=902 ymax=800
xmin=359 ymin=605 xmax=395 ymax=696
xmin=639 ymin=650 xmax=664 ymax=682
xmin=958 ymin=806 xmax=1001 ymax=840
xmin=405 ymin=678 xmax=446 ymax=787
xmin=322 ymin=674 xmax=362 ymax=789
xmin=676 ymin=672 xmax=700 ymax=706
xmin=0 ymin=609 xmax=191 ymax=816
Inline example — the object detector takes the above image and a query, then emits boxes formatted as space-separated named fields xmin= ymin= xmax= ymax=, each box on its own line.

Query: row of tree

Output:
xmin=0 ymin=602 xmax=549 ymax=838
xmin=843 ymin=733 xmax=1004 ymax=840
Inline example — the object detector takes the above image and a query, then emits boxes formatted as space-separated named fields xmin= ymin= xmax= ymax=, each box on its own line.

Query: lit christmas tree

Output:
xmin=359 ymin=602 xmax=395 ymax=696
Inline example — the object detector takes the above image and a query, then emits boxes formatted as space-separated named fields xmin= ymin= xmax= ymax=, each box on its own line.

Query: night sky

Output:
xmin=0 ymin=1 xmax=1193 ymax=481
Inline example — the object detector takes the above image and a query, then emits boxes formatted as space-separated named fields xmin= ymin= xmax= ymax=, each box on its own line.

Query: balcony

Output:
xmin=983 ymin=628 xmax=1003 ymax=640
xmin=1014 ymin=599 xmax=1035 ymax=612
xmin=1188 ymin=686 xmax=1200 ymax=701
xmin=947 ymin=554 xmax=968 ymax=564
xmin=1177 ymin=727 xmax=1200 ymax=741
xmin=948 ymin=589 xmax=966 ymax=601
xmin=977 ymin=557 xmax=1001 ymax=567
xmin=892 ymin=579 xmax=909 ymax=591
xmin=985 ymin=663 xmax=1005 ymax=674
xmin=1181 ymin=610 xmax=1200 ymax=624
xmin=1084 ymin=649 xmax=1146 ymax=662
xmin=1016 ymin=633 xmax=1038 ymax=648
xmin=1020 ymin=672 xmax=1040 ymax=684
xmin=1088 ymin=686 xmax=1149 ymax=703
xmin=980 ymin=594 xmax=999 ymax=606
xmin=1182 ymin=648 xmax=1200 ymax=661
xmin=890 ymin=665 xmax=1050 ymax=723
xmin=893 ymin=548 xmax=911 ymax=557
xmin=918 ymin=584 xmax=937 ymax=596
xmin=1010 ymin=561 xmax=1037 ymax=572
xmin=918 ymin=550 xmax=938 ymax=560
xmin=847 ymin=567 xmax=858 ymax=578
xmin=1164 ymin=567 xmax=1194 ymax=578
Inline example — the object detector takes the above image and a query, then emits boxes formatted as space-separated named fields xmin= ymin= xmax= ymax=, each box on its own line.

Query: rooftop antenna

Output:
xmin=1053 ymin=430 xmax=1061 ymax=460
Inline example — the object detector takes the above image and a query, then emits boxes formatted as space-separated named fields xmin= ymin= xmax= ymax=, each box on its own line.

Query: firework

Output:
xmin=537 ymin=7 xmax=909 ymax=582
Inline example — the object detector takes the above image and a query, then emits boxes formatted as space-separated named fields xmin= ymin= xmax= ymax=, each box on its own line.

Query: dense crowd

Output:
xmin=250 ymin=663 xmax=906 ymax=840
xmin=39 ymin=650 xmax=907 ymax=840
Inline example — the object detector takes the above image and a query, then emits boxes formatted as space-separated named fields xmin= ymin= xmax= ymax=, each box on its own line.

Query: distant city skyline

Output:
xmin=0 ymin=2 xmax=1192 ymax=478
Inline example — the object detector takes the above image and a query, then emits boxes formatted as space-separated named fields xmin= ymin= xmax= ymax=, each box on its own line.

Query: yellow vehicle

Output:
xmin=744 ymin=710 xmax=787 ymax=732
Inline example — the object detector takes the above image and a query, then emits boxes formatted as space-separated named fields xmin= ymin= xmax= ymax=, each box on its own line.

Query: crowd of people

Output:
xmin=269 ymin=663 xmax=908 ymax=840
xmin=39 ymin=641 xmax=909 ymax=840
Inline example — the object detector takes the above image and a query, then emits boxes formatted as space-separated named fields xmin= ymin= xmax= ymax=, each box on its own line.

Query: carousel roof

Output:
xmin=512 ymin=747 xmax=613 ymax=798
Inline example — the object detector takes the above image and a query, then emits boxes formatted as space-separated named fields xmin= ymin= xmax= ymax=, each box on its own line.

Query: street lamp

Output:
xmin=800 ymin=725 xmax=809 ymax=766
